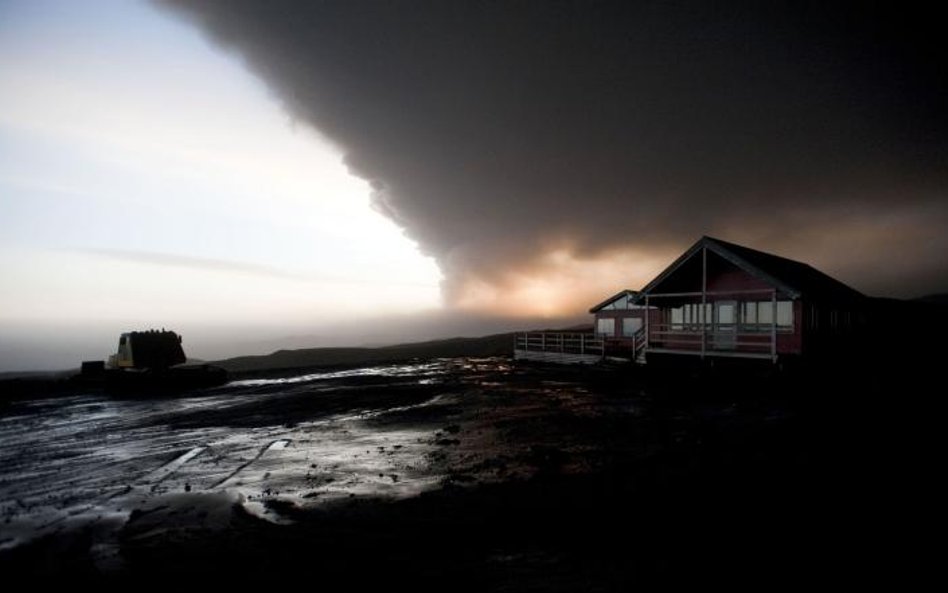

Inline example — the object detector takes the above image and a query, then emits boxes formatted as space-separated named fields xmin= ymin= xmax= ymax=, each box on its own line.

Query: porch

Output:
xmin=643 ymin=288 xmax=795 ymax=362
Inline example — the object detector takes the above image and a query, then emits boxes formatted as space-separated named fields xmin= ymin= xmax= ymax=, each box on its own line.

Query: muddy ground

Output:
xmin=0 ymin=357 xmax=928 ymax=588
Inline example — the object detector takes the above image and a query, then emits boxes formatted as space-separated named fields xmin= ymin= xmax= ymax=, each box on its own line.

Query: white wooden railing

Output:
xmin=515 ymin=332 xmax=605 ymax=357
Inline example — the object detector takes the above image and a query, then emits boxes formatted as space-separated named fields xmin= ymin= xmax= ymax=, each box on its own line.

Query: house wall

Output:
xmin=705 ymin=267 xmax=772 ymax=293
xmin=800 ymin=300 xmax=868 ymax=357
xmin=712 ymin=260 xmax=805 ymax=352
xmin=651 ymin=257 xmax=804 ymax=356
xmin=594 ymin=309 xmax=648 ymax=338
xmin=777 ymin=300 xmax=803 ymax=354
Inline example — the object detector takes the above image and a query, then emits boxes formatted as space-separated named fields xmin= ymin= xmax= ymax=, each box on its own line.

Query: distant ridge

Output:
xmin=214 ymin=332 xmax=519 ymax=377
xmin=913 ymin=293 xmax=948 ymax=305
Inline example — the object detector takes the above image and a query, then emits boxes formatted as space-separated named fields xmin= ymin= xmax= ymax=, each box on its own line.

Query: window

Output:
xmin=757 ymin=301 xmax=773 ymax=325
xmin=777 ymin=301 xmax=793 ymax=327
xmin=748 ymin=300 xmax=793 ymax=329
xmin=596 ymin=318 xmax=615 ymax=336
xmin=716 ymin=302 xmax=736 ymax=325
xmin=622 ymin=317 xmax=642 ymax=337
xmin=742 ymin=302 xmax=757 ymax=325
xmin=600 ymin=294 xmax=633 ymax=311
xmin=670 ymin=304 xmax=711 ymax=330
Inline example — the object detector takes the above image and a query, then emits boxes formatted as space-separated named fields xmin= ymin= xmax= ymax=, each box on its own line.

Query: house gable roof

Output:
xmin=639 ymin=236 xmax=865 ymax=302
xmin=589 ymin=289 xmax=640 ymax=313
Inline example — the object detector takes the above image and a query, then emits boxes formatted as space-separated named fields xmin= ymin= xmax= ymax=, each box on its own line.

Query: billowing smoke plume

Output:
xmin=157 ymin=1 xmax=948 ymax=310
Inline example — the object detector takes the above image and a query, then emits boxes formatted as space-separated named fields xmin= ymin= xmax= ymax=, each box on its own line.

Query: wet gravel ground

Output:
xmin=0 ymin=360 xmax=478 ymax=546
xmin=0 ymin=357 xmax=921 ymax=588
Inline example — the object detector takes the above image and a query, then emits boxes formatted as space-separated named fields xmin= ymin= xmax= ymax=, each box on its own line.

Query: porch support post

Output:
xmin=771 ymin=289 xmax=777 ymax=363
xmin=644 ymin=294 xmax=650 ymax=354
xmin=701 ymin=246 xmax=707 ymax=359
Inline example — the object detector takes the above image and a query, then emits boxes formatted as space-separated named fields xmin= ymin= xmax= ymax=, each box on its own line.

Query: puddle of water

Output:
xmin=227 ymin=361 xmax=447 ymax=387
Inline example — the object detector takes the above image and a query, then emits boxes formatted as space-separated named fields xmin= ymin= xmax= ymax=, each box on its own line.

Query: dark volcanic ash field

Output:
xmin=0 ymin=357 xmax=911 ymax=588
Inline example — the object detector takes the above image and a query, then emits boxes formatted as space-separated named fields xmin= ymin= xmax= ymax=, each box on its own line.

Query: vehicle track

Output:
xmin=212 ymin=439 xmax=291 ymax=489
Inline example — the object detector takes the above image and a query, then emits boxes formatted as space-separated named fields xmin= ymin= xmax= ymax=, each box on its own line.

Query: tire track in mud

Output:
xmin=141 ymin=446 xmax=207 ymax=491
xmin=8 ymin=446 xmax=214 ymax=552
xmin=211 ymin=439 xmax=291 ymax=489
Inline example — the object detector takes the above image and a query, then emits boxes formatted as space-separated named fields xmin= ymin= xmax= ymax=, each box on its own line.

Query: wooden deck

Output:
xmin=513 ymin=332 xmax=645 ymax=365
xmin=513 ymin=333 xmax=606 ymax=364
xmin=514 ymin=324 xmax=784 ymax=365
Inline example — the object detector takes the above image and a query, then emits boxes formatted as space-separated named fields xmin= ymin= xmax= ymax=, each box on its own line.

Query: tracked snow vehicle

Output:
xmin=78 ymin=329 xmax=228 ymax=392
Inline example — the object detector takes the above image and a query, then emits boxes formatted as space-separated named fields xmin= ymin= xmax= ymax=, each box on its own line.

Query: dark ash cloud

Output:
xmin=157 ymin=0 xmax=948 ymax=306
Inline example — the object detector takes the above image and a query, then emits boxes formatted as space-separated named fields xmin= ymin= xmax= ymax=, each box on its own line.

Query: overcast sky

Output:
xmin=1 ymin=1 xmax=946 ymax=369
xmin=0 ymin=0 xmax=443 ymax=369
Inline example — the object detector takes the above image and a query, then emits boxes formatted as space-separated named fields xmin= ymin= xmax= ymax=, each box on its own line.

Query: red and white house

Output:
xmin=517 ymin=236 xmax=867 ymax=364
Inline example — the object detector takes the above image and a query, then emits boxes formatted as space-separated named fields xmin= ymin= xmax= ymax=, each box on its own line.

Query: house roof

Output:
xmin=589 ymin=289 xmax=640 ymax=313
xmin=639 ymin=236 xmax=865 ymax=303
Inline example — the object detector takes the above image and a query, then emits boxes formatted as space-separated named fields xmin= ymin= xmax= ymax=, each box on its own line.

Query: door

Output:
xmin=714 ymin=300 xmax=737 ymax=349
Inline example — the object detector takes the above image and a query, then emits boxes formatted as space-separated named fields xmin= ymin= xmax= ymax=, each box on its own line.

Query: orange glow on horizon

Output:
xmin=451 ymin=248 xmax=671 ymax=318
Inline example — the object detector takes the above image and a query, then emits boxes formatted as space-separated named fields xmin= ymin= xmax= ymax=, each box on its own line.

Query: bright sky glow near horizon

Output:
xmin=0 ymin=0 xmax=443 ymax=369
